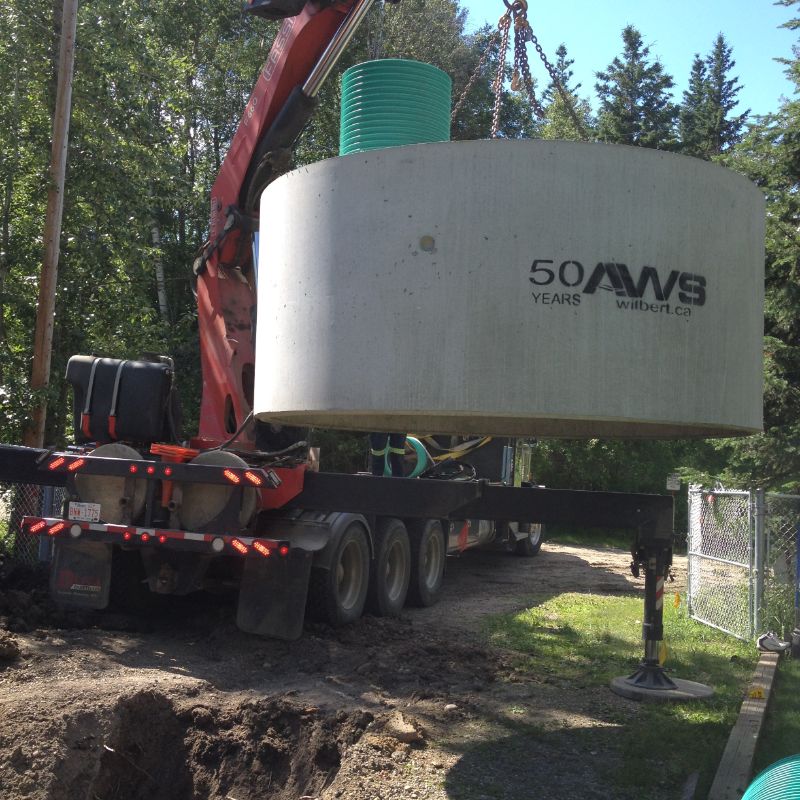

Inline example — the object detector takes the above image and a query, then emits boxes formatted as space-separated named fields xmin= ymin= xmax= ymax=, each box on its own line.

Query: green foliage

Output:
xmin=754 ymin=658 xmax=800 ymax=773
xmin=537 ymin=44 xmax=594 ymax=141
xmin=680 ymin=35 xmax=748 ymax=158
xmin=0 ymin=0 xmax=797 ymax=507
xmin=595 ymin=25 xmax=678 ymax=148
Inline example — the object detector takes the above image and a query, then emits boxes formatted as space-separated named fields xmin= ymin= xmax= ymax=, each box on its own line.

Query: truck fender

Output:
xmin=311 ymin=511 xmax=372 ymax=571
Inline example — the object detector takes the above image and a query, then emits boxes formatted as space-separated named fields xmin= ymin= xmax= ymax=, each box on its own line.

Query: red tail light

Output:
xmin=163 ymin=466 xmax=173 ymax=477
xmin=29 ymin=520 xmax=47 ymax=534
xmin=123 ymin=531 xmax=133 ymax=541
xmin=67 ymin=458 xmax=86 ymax=472
xmin=129 ymin=464 xmax=138 ymax=474
xmin=223 ymin=469 xmax=242 ymax=485
xmin=146 ymin=465 xmax=156 ymax=475
xmin=279 ymin=545 xmax=290 ymax=557
xmin=253 ymin=540 xmax=271 ymax=557
xmin=48 ymin=457 xmax=66 ymax=470
xmin=48 ymin=522 xmax=66 ymax=536
xmin=231 ymin=538 xmax=248 ymax=554
xmin=158 ymin=534 xmax=167 ymax=544
xmin=140 ymin=533 xmax=150 ymax=543
xmin=244 ymin=470 xmax=263 ymax=486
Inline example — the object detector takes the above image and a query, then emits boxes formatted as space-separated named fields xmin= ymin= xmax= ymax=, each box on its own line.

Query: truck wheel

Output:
xmin=407 ymin=519 xmax=445 ymax=607
xmin=367 ymin=518 xmax=410 ymax=617
xmin=110 ymin=548 xmax=159 ymax=613
xmin=511 ymin=522 xmax=544 ymax=557
xmin=308 ymin=522 xmax=370 ymax=626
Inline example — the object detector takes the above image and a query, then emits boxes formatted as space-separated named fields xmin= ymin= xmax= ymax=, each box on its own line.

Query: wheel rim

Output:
xmin=527 ymin=524 xmax=542 ymax=547
xmin=422 ymin=529 xmax=443 ymax=589
xmin=384 ymin=539 xmax=407 ymax=603
xmin=337 ymin=539 xmax=365 ymax=611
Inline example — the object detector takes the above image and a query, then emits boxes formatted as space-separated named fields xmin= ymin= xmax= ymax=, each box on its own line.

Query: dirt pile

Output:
xmin=4 ymin=690 xmax=374 ymax=800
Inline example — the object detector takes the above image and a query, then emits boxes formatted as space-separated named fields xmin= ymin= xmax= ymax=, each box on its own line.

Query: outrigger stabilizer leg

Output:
xmin=611 ymin=534 xmax=714 ymax=702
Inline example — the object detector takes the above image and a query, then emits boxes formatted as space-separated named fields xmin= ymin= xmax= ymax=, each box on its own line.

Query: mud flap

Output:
xmin=236 ymin=550 xmax=313 ymax=640
xmin=50 ymin=540 xmax=112 ymax=609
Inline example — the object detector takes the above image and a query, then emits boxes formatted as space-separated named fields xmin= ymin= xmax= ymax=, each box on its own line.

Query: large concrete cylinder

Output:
xmin=254 ymin=139 xmax=764 ymax=438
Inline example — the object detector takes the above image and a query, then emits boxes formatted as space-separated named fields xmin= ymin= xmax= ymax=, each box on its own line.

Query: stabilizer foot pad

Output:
xmin=610 ymin=675 xmax=714 ymax=703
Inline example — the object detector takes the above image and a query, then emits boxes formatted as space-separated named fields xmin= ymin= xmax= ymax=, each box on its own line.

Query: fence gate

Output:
xmin=688 ymin=487 xmax=800 ymax=640
xmin=687 ymin=488 xmax=754 ymax=640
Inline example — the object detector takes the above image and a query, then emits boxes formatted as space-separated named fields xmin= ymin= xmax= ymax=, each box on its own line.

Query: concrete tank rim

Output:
xmin=254 ymin=410 xmax=762 ymax=440
xmin=265 ymin=138 xmax=765 ymax=203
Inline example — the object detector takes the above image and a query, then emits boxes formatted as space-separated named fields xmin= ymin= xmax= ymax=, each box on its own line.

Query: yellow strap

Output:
xmin=418 ymin=436 xmax=492 ymax=463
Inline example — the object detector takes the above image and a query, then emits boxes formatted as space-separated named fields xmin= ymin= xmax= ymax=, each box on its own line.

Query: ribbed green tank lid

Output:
xmin=742 ymin=755 xmax=800 ymax=800
xmin=340 ymin=59 xmax=451 ymax=156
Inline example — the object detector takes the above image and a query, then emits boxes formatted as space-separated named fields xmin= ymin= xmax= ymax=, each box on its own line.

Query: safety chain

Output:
xmin=522 ymin=20 xmax=588 ymax=138
xmin=512 ymin=13 xmax=544 ymax=118
xmin=450 ymin=25 xmax=504 ymax=124
xmin=451 ymin=0 xmax=589 ymax=140
xmin=490 ymin=12 xmax=512 ymax=137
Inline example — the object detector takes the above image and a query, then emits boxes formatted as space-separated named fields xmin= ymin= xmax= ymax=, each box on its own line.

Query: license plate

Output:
xmin=68 ymin=502 xmax=101 ymax=523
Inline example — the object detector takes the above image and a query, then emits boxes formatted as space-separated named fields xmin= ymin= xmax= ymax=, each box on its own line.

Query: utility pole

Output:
xmin=24 ymin=0 xmax=79 ymax=447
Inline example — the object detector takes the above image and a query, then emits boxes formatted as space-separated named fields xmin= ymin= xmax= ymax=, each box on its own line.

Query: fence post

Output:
xmin=754 ymin=488 xmax=765 ymax=637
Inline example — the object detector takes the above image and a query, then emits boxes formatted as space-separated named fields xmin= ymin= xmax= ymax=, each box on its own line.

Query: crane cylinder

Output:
xmin=254 ymin=139 xmax=765 ymax=439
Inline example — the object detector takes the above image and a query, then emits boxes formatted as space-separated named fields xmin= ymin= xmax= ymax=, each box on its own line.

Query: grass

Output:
xmin=482 ymin=592 xmax=758 ymax=798
xmin=754 ymin=656 xmax=800 ymax=774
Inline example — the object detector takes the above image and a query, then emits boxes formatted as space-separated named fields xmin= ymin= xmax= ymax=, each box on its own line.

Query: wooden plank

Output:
xmin=707 ymin=652 xmax=781 ymax=800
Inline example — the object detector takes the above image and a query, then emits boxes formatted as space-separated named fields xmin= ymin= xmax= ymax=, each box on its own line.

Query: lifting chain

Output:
xmin=452 ymin=0 xmax=588 ymax=140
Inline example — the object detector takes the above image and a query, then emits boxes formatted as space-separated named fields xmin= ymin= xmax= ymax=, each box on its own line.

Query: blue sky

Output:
xmin=460 ymin=0 xmax=797 ymax=118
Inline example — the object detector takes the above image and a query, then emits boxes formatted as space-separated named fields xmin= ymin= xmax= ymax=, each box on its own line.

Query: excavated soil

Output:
xmin=0 ymin=543 xmax=688 ymax=800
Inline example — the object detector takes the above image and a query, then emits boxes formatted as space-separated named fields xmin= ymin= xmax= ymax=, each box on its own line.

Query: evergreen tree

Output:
xmin=542 ymin=43 xmax=579 ymax=103
xmin=704 ymin=34 xmax=749 ymax=155
xmin=538 ymin=43 xmax=594 ymax=140
xmin=681 ymin=35 xmax=748 ymax=158
xmin=710 ymin=5 xmax=800 ymax=490
xmin=679 ymin=54 xmax=709 ymax=156
xmin=595 ymin=25 xmax=677 ymax=148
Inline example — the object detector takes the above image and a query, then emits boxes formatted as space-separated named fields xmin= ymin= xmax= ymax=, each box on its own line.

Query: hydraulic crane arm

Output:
xmin=194 ymin=0 xmax=375 ymax=447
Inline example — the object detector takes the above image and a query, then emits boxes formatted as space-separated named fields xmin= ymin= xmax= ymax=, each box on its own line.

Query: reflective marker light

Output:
xmin=69 ymin=524 xmax=82 ymax=538
xmin=211 ymin=537 xmax=225 ymax=553
xmin=29 ymin=520 xmax=47 ymax=534
xmin=48 ymin=522 xmax=66 ymax=536
xmin=244 ymin=470 xmax=263 ymax=486
xmin=279 ymin=545 xmax=290 ymax=557
xmin=253 ymin=541 xmax=271 ymax=557
xmin=223 ymin=469 xmax=242 ymax=485
xmin=231 ymin=538 xmax=248 ymax=554
xmin=67 ymin=458 xmax=86 ymax=472
xmin=48 ymin=457 xmax=66 ymax=470
xmin=141 ymin=532 xmax=151 ymax=543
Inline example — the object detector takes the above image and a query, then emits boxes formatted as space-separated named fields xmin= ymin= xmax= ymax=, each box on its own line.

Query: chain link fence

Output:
xmin=688 ymin=487 xmax=800 ymax=640
xmin=687 ymin=489 xmax=753 ymax=640
xmin=0 ymin=483 xmax=64 ymax=566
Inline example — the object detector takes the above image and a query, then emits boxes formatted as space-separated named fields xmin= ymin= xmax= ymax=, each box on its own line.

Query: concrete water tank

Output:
xmin=253 ymin=139 xmax=765 ymax=438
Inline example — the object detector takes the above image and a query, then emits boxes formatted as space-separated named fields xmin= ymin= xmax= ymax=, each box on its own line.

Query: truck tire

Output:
xmin=511 ymin=522 xmax=544 ymax=557
xmin=367 ymin=517 xmax=410 ymax=617
xmin=307 ymin=521 xmax=370 ymax=626
xmin=407 ymin=519 xmax=445 ymax=607
xmin=109 ymin=548 xmax=160 ymax=613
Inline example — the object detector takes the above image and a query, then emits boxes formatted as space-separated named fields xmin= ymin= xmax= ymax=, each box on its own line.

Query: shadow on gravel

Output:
xmin=443 ymin=729 xmax=637 ymax=800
